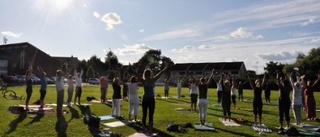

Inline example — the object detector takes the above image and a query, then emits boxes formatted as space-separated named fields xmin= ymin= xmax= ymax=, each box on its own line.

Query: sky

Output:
xmin=0 ymin=0 xmax=319 ymax=74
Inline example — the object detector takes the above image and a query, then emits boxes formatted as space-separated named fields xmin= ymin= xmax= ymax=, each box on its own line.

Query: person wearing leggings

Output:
xmin=130 ymin=64 xmax=168 ymax=135
xmin=290 ymin=72 xmax=302 ymax=125
xmin=221 ymin=74 xmax=232 ymax=121
xmin=264 ymin=81 xmax=271 ymax=104
xmin=248 ymin=73 xmax=266 ymax=125
xmin=276 ymin=72 xmax=291 ymax=133
xmin=198 ymin=69 xmax=214 ymax=125
xmin=25 ymin=65 xmax=33 ymax=111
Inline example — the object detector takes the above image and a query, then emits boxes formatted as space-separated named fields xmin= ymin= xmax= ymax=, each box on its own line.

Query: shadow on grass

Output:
xmin=5 ymin=112 xmax=27 ymax=135
xmin=214 ymin=126 xmax=255 ymax=137
xmin=55 ymin=114 xmax=68 ymax=137
xmin=26 ymin=112 xmax=44 ymax=125
xmin=156 ymin=98 xmax=179 ymax=104
xmin=68 ymin=106 xmax=80 ymax=122
xmin=125 ymin=122 xmax=175 ymax=137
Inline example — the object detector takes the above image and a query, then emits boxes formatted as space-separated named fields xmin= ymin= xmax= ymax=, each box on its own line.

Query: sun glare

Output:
xmin=34 ymin=0 xmax=74 ymax=12
xmin=55 ymin=0 xmax=74 ymax=11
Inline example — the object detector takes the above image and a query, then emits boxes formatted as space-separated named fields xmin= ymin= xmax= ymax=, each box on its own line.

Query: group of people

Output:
xmin=24 ymin=65 xmax=84 ymax=114
xmin=23 ymin=63 xmax=320 ymax=134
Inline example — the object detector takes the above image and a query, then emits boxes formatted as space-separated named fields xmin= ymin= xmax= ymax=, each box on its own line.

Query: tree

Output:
xmin=287 ymin=47 xmax=320 ymax=80
xmin=133 ymin=49 xmax=174 ymax=76
xmin=86 ymin=66 xmax=95 ymax=78
xmin=87 ymin=55 xmax=106 ymax=76
xmin=264 ymin=61 xmax=284 ymax=79
xmin=105 ymin=50 xmax=122 ymax=79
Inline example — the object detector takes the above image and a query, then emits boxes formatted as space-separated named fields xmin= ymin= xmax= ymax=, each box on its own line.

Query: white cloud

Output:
xmin=1 ymin=31 xmax=23 ymax=38
xmin=228 ymin=27 xmax=264 ymax=40
xmin=93 ymin=12 xmax=100 ymax=18
xmin=257 ymin=51 xmax=303 ymax=61
xmin=101 ymin=13 xmax=122 ymax=30
xmin=83 ymin=4 xmax=87 ymax=8
xmin=139 ymin=29 xmax=144 ymax=33
xmin=171 ymin=45 xmax=215 ymax=53
xmin=301 ymin=16 xmax=317 ymax=26
xmin=310 ymin=38 xmax=320 ymax=43
xmin=210 ymin=1 xmax=320 ymax=30
xmin=141 ymin=23 xmax=206 ymax=41
xmin=103 ymin=43 xmax=154 ymax=56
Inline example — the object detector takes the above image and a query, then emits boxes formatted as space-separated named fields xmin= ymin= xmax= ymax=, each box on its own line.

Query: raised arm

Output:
xmin=152 ymin=65 xmax=168 ymax=81
xmin=128 ymin=64 xmax=144 ymax=82
xmin=311 ymin=74 xmax=320 ymax=88
xmin=206 ymin=69 xmax=215 ymax=85
xmin=80 ymin=68 xmax=84 ymax=77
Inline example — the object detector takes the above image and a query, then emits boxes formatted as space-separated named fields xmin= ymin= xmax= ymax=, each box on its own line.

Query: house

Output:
xmin=0 ymin=42 xmax=79 ymax=77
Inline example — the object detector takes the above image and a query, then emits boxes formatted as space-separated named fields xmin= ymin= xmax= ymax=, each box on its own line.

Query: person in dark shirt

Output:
xmin=248 ymin=72 xmax=266 ymax=125
xmin=276 ymin=72 xmax=291 ymax=133
xmin=129 ymin=63 xmax=168 ymax=135
xmin=221 ymin=74 xmax=232 ymax=121
xmin=112 ymin=77 xmax=122 ymax=117
xmin=264 ymin=80 xmax=271 ymax=104
xmin=198 ymin=69 xmax=214 ymax=125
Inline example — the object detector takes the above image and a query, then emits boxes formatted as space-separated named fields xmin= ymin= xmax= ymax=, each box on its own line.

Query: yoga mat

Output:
xmin=194 ymin=123 xmax=215 ymax=131
xmin=46 ymin=103 xmax=68 ymax=107
xmin=102 ymin=120 xmax=132 ymax=127
xmin=18 ymin=105 xmax=42 ymax=108
xmin=99 ymin=115 xmax=115 ymax=121
xmin=219 ymin=118 xmax=241 ymax=126
xmin=252 ymin=124 xmax=272 ymax=133
xmin=128 ymin=132 xmax=158 ymax=137
xmin=90 ymin=100 xmax=102 ymax=103
xmin=291 ymin=123 xmax=320 ymax=128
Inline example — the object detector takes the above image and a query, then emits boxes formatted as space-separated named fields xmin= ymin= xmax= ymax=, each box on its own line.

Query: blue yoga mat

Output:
xmin=99 ymin=115 xmax=115 ymax=121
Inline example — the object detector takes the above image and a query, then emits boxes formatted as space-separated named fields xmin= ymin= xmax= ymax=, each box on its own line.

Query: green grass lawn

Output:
xmin=1 ymin=84 xmax=320 ymax=137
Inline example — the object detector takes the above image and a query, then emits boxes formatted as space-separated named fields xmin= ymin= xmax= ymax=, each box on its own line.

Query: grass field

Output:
xmin=0 ymin=84 xmax=320 ymax=137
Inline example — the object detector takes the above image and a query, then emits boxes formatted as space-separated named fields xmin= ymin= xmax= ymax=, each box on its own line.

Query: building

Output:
xmin=0 ymin=42 xmax=79 ymax=77
xmin=170 ymin=62 xmax=247 ymax=82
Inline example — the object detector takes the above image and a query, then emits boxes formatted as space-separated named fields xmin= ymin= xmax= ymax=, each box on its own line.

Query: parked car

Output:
xmin=31 ymin=76 xmax=41 ymax=84
xmin=16 ymin=75 xmax=26 ymax=83
xmin=88 ymin=78 xmax=100 ymax=85
xmin=3 ymin=75 xmax=19 ymax=83
xmin=45 ymin=77 xmax=55 ymax=84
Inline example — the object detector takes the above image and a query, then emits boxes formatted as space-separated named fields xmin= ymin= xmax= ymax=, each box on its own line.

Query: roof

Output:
xmin=171 ymin=63 xmax=192 ymax=71
xmin=172 ymin=62 xmax=244 ymax=71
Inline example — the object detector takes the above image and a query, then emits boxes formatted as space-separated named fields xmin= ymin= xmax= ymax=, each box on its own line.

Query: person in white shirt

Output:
xmin=289 ymin=72 xmax=302 ymax=125
xmin=231 ymin=78 xmax=237 ymax=109
xmin=74 ymin=68 xmax=83 ymax=105
xmin=66 ymin=75 xmax=74 ymax=106
xmin=128 ymin=76 xmax=140 ymax=122
xmin=189 ymin=77 xmax=198 ymax=112
xmin=55 ymin=70 xmax=65 ymax=115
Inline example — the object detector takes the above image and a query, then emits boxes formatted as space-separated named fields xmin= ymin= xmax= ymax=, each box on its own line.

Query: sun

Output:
xmin=34 ymin=0 xmax=74 ymax=12
xmin=54 ymin=0 xmax=74 ymax=11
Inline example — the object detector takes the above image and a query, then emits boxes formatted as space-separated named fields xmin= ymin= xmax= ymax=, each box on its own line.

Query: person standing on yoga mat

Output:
xmin=221 ymin=74 xmax=232 ymax=121
xmin=238 ymin=81 xmax=244 ymax=101
xmin=100 ymin=75 xmax=108 ymax=103
xmin=231 ymin=77 xmax=237 ymax=109
xmin=289 ymin=72 xmax=302 ymax=125
xmin=214 ymin=76 xmax=223 ymax=106
xmin=176 ymin=78 xmax=182 ymax=98
xmin=276 ymin=71 xmax=291 ymax=133
xmin=66 ymin=74 xmax=74 ymax=106
xmin=198 ymin=69 xmax=214 ymax=125
xmin=189 ymin=76 xmax=198 ymax=112
xmin=112 ymin=77 xmax=122 ymax=117
xmin=37 ymin=66 xmax=47 ymax=108
xmin=74 ymin=68 xmax=83 ymax=105
xmin=25 ymin=65 xmax=33 ymax=111
xmin=303 ymin=73 xmax=320 ymax=121
xmin=128 ymin=76 xmax=140 ymax=122
xmin=264 ymin=80 xmax=271 ymax=104
xmin=164 ymin=77 xmax=170 ymax=98
xmin=129 ymin=63 xmax=168 ymax=134
xmin=55 ymin=69 xmax=65 ymax=115
xmin=247 ymin=72 xmax=266 ymax=125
